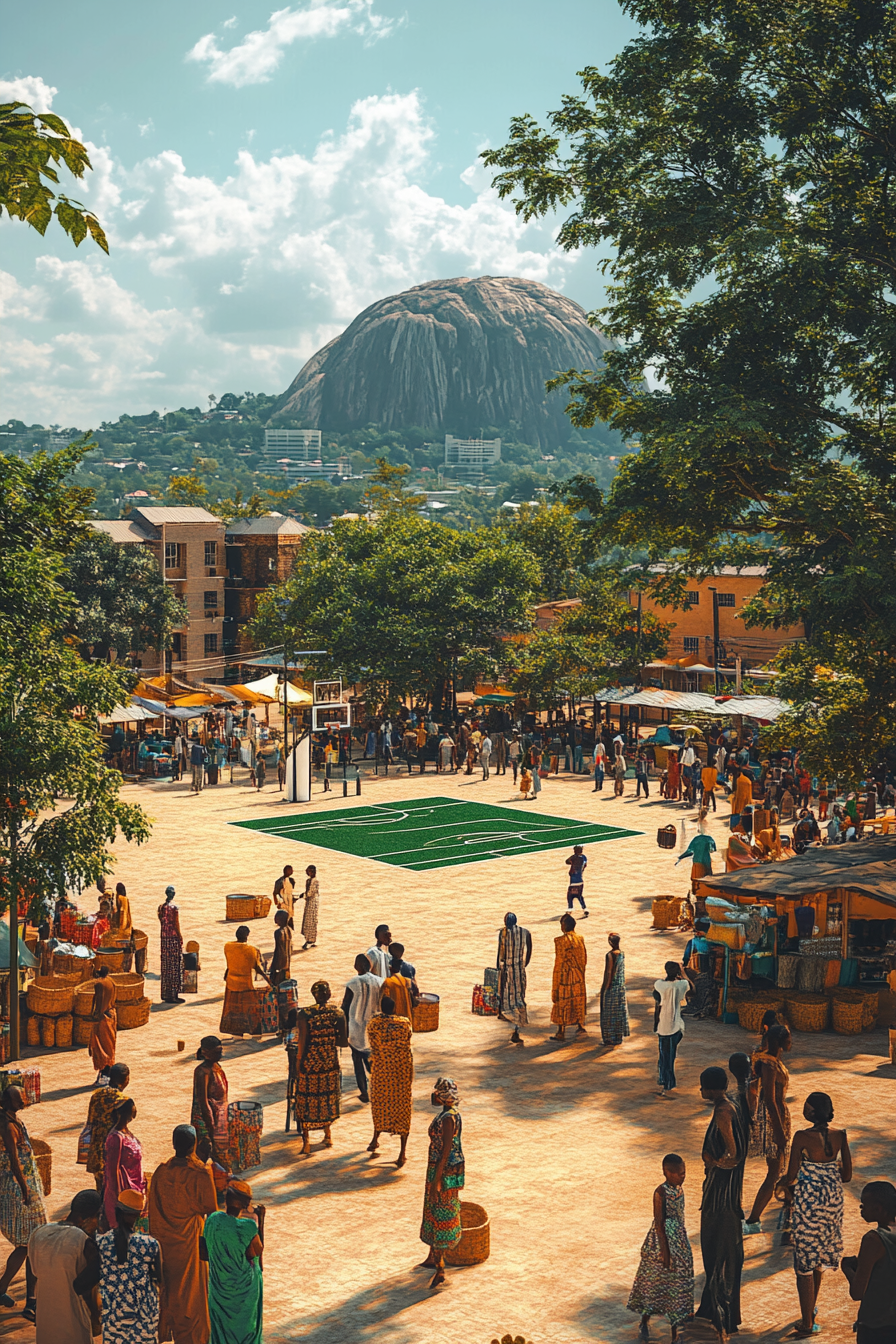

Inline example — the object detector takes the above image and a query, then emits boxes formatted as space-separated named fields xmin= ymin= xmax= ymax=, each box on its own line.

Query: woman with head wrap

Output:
xmin=293 ymin=981 xmax=348 ymax=1156
xmin=0 ymin=1086 xmax=47 ymax=1313
xmin=220 ymin=925 xmax=270 ymax=1037
xmin=157 ymin=885 xmax=184 ymax=1004
xmin=419 ymin=1077 xmax=465 ymax=1289
xmin=202 ymin=1180 xmax=265 ymax=1344
xmin=192 ymin=1037 xmax=231 ymax=1172
xmin=496 ymin=913 xmax=531 ymax=1045
xmin=75 ymin=1188 xmax=160 ymax=1344
xmin=148 ymin=1123 xmax=218 ymax=1344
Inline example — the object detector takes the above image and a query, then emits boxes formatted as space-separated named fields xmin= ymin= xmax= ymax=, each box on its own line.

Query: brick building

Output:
xmin=91 ymin=506 xmax=227 ymax=678
xmin=224 ymin=513 xmax=313 ymax=655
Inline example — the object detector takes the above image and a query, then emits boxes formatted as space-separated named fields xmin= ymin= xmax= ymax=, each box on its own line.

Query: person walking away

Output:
xmin=493 ymin=728 xmax=507 ymax=775
xmin=696 ymin=1066 xmax=747 ymax=1342
xmin=341 ymin=953 xmax=384 ymax=1102
xmin=744 ymin=1022 xmax=793 ymax=1234
xmin=103 ymin=1098 xmax=145 ymax=1231
xmin=779 ymin=1093 xmax=852 ymax=1337
xmin=220 ymin=926 xmax=270 ymax=1036
xmin=74 ymin=1189 xmax=160 ymax=1343
xmin=366 ymin=995 xmax=413 ymax=1167
xmin=600 ymin=933 xmax=630 ymax=1047
xmin=84 ymin=1062 xmax=130 ymax=1193
xmin=841 ymin=1180 xmax=896 ymax=1344
xmin=88 ymin=964 xmax=117 ymax=1081
xmin=496 ymin=912 xmax=531 ymax=1045
xmin=254 ymin=753 xmax=266 ymax=791
xmin=419 ymin=1078 xmax=465 ymax=1289
xmin=189 ymin=736 xmax=206 ymax=793
xmin=293 ymin=981 xmax=348 ymax=1156
xmin=635 ymin=751 xmax=650 ymax=798
xmin=192 ymin=1037 xmax=231 ymax=1172
xmin=366 ymin=925 xmax=393 ymax=980
xmin=202 ymin=1180 xmax=264 ymax=1344
xmin=300 ymin=865 xmax=319 ymax=949
xmin=158 ymin=885 xmax=184 ymax=1004
xmin=613 ymin=747 xmax=627 ymax=797
xmin=0 ymin=1087 xmax=47 ymax=1312
xmin=702 ymin=759 xmax=718 ymax=812
xmin=480 ymin=733 xmax=493 ymax=780
xmin=627 ymin=1154 xmax=694 ymax=1342
xmin=27 ymin=1188 xmax=102 ymax=1341
xmin=565 ymin=845 xmax=589 ymax=915
xmin=269 ymin=910 xmax=293 ymax=989
xmin=273 ymin=865 xmax=296 ymax=927
xmin=653 ymin=962 xmax=689 ymax=1097
xmin=148 ymin=1123 xmax=218 ymax=1344
xmin=675 ymin=831 xmax=717 ymax=890
xmin=113 ymin=883 xmax=133 ymax=939
xmin=730 ymin=765 xmax=753 ymax=830
xmin=550 ymin=914 xmax=588 ymax=1040
xmin=438 ymin=732 xmax=454 ymax=774
xmin=382 ymin=954 xmax=418 ymax=1025
xmin=509 ymin=730 xmax=522 ymax=784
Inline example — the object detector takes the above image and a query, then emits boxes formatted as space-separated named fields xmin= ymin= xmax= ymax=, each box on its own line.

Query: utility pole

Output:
xmin=8 ymin=811 xmax=18 ymax=1061
xmin=708 ymin=586 xmax=721 ymax=694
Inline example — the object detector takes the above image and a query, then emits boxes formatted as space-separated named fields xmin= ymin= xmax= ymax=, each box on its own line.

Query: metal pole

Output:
xmin=709 ymin=586 xmax=721 ymax=693
xmin=8 ymin=812 xmax=18 ymax=1061
xmin=283 ymin=637 xmax=289 ymax=796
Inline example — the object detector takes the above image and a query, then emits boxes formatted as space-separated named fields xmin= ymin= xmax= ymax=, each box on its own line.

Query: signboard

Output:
xmin=312 ymin=703 xmax=351 ymax=731
xmin=314 ymin=679 xmax=342 ymax=704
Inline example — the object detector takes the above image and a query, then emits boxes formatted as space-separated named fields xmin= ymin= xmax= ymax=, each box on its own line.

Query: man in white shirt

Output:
xmin=366 ymin=924 xmax=392 ymax=979
xmin=508 ymin=731 xmax=522 ymax=783
xmin=341 ymin=953 xmax=384 ymax=1102
xmin=653 ymin=960 xmax=690 ymax=1098
xmin=28 ymin=1188 xmax=102 ymax=1343
xmin=480 ymin=734 xmax=493 ymax=780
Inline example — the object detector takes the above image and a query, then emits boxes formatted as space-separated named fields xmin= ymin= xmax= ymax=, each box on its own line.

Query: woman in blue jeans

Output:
xmin=653 ymin=962 xmax=689 ymax=1098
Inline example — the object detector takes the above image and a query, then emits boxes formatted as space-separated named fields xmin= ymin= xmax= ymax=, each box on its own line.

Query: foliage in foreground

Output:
xmin=0 ymin=101 xmax=108 ymax=251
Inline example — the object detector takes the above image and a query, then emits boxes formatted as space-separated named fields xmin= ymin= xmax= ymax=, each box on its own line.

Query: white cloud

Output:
xmin=138 ymin=118 xmax=154 ymax=137
xmin=1 ymin=91 xmax=579 ymax=423
xmin=188 ymin=1 xmax=396 ymax=87
xmin=0 ymin=75 xmax=57 ymax=111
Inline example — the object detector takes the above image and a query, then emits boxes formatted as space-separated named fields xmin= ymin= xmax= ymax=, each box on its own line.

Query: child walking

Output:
xmin=565 ymin=845 xmax=589 ymax=916
xmin=627 ymin=1154 xmax=694 ymax=1341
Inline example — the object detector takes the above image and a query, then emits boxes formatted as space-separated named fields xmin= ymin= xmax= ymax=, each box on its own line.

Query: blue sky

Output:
xmin=2 ymin=0 xmax=638 ymax=425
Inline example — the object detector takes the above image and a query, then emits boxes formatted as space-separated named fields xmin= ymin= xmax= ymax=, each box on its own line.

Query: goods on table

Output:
xmin=444 ymin=1201 xmax=490 ymax=1266
xmin=117 ymin=997 xmax=151 ymax=1030
xmin=412 ymin=992 xmax=440 ymax=1032
xmin=0 ymin=1069 xmax=41 ymax=1105
xmin=229 ymin=1100 xmax=263 ymax=1172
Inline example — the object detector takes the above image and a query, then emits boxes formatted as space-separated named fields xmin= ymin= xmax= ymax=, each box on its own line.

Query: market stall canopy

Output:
xmin=170 ymin=692 xmax=219 ymax=708
xmin=0 ymin=921 xmax=39 ymax=969
xmin=707 ymin=696 xmax=788 ymax=720
xmin=100 ymin=704 xmax=160 ymax=724
xmin=474 ymin=693 xmax=517 ymax=705
xmin=700 ymin=838 xmax=896 ymax=904
xmin=130 ymin=696 xmax=207 ymax=721
xmin=241 ymin=652 xmax=326 ymax=669
xmin=588 ymin=686 xmax=789 ymax=719
xmin=223 ymin=684 xmax=275 ymax=705
xmin=242 ymin=674 xmax=313 ymax=706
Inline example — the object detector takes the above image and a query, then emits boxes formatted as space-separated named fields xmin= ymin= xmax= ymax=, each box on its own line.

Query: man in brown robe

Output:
xmin=148 ymin=1124 xmax=218 ymax=1344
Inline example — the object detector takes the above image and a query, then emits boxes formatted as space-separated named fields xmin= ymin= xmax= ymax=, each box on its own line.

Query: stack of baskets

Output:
xmin=783 ymin=992 xmax=830 ymax=1033
xmin=50 ymin=951 xmax=94 ymax=982
xmin=25 ymin=975 xmax=79 ymax=1049
xmin=651 ymin=896 xmax=687 ymax=930
xmin=830 ymin=987 xmax=878 ymax=1034
xmin=225 ymin=895 xmax=272 ymax=921
xmin=132 ymin=929 xmax=148 ymax=974
xmin=736 ymin=993 xmax=784 ymax=1033
xmin=72 ymin=973 xmax=149 ymax=1044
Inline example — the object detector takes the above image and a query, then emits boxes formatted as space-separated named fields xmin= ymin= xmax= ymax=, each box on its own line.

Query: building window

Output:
xmin=165 ymin=542 xmax=183 ymax=570
xmin=171 ymin=632 xmax=183 ymax=659
xmin=203 ymin=590 xmax=218 ymax=608
xmin=204 ymin=633 xmax=218 ymax=656
xmin=268 ymin=558 xmax=276 ymax=571
xmin=683 ymin=636 xmax=700 ymax=654
xmin=685 ymin=591 xmax=699 ymax=606
xmin=717 ymin=592 xmax=736 ymax=607
xmin=204 ymin=541 xmax=217 ymax=567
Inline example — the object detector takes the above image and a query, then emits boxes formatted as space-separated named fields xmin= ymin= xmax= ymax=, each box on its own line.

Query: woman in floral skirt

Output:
xmin=419 ymin=1077 xmax=465 ymax=1290
xmin=628 ymin=1154 xmax=693 ymax=1341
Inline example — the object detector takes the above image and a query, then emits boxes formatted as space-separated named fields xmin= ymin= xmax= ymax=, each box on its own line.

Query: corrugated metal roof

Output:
xmin=226 ymin=514 xmax=313 ymax=537
xmin=701 ymin=838 xmax=896 ymax=903
xmin=89 ymin=519 xmax=152 ymax=543
xmin=132 ymin=506 xmax=222 ymax=525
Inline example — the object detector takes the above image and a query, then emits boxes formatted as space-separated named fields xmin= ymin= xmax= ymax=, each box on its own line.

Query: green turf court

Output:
xmin=232 ymin=795 xmax=641 ymax=871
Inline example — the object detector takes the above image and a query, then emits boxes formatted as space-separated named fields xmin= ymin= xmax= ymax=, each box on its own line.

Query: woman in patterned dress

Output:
xmin=293 ymin=981 xmax=347 ymax=1156
xmin=157 ymin=885 xmax=184 ymax=1003
xmin=627 ymin=1154 xmax=694 ymax=1341
xmin=0 ymin=1087 xmax=47 ymax=1312
xmin=419 ymin=1077 xmax=465 ymax=1289
xmin=367 ymin=996 xmax=413 ymax=1167
xmin=744 ymin=1023 xmax=793 ymax=1234
xmin=75 ymin=1188 xmax=161 ymax=1344
xmin=192 ymin=1037 xmax=231 ymax=1171
xmin=779 ymin=1093 xmax=852 ymax=1337
xmin=550 ymin=914 xmax=587 ymax=1040
xmin=300 ymin=865 xmax=319 ymax=949
xmin=600 ymin=933 xmax=630 ymax=1047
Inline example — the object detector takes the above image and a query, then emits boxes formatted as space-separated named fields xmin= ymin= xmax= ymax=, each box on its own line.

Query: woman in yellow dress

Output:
xmin=550 ymin=913 xmax=587 ymax=1041
xmin=366 ymin=995 xmax=413 ymax=1167
xmin=114 ymin=882 xmax=133 ymax=939
xmin=730 ymin=765 xmax=754 ymax=825
xmin=220 ymin=926 xmax=270 ymax=1036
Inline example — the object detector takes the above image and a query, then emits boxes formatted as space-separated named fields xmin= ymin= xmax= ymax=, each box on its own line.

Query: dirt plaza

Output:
xmin=3 ymin=765 xmax=894 ymax=1344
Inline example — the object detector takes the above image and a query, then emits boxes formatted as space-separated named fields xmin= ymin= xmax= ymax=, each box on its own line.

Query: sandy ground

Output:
xmin=1 ymin=761 xmax=894 ymax=1344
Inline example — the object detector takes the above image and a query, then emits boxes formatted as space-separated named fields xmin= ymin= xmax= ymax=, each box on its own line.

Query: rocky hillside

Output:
xmin=271 ymin=276 xmax=614 ymax=448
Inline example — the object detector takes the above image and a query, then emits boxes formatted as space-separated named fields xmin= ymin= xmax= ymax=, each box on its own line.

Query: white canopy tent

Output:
xmin=241 ymin=674 xmax=313 ymax=706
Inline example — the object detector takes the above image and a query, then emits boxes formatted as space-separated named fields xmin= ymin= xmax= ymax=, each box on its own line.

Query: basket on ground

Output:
xmin=27 ymin=976 xmax=76 ymax=1017
xmin=737 ymin=998 xmax=784 ymax=1033
xmin=55 ymin=1015 xmax=73 ymax=1048
xmin=51 ymin=952 xmax=95 ymax=982
xmin=132 ymin=929 xmax=148 ymax=974
xmin=110 ymin=973 xmax=145 ymax=1004
xmin=117 ymin=997 xmax=151 ymax=1030
xmin=31 ymin=1139 xmax=51 ymax=1196
xmin=784 ymin=994 xmax=829 ymax=1033
xmin=39 ymin=1017 xmax=55 ymax=1048
xmin=254 ymin=896 xmax=272 ymax=918
xmin=444 ymin=1202 xmax=490 ymax=1266
xmin=226 ymin=895 xmax=258 ymax=922
xmin=832 ymin=999 xmax=864 ymax=1034
xmin=73 ymin=1017 xmax=92 ymax=1047
xmin=657 ymin=825 xmax=677 ymax=850
xmin=412 ymin=993 xmax=440 ymax=1033
xmin=94 ymin=948 xmax=126 ymax=974
xmin=26 ymin=1017 xmax=40 ymax=1047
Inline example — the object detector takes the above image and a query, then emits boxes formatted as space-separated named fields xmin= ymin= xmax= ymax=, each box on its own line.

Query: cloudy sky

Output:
xmin=2 ymin=0 xmax=637 ymax=426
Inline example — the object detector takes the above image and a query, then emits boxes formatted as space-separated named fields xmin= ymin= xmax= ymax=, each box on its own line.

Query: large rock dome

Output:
xmin=271 ymin=276 xmax=614 ymax=448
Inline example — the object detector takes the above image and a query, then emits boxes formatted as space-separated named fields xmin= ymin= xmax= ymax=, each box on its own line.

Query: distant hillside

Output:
xmin=271 ymin=275 xmax=616 ymax=449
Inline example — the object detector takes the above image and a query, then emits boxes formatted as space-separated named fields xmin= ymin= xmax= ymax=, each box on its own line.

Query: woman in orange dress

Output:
xmin=220 ymin=926 xmax=270 ymax=1036
xmin=89 ymin=965 xmax=117 ymax=1081
xmin=550 ymin=913 xmax=587 ymax=1040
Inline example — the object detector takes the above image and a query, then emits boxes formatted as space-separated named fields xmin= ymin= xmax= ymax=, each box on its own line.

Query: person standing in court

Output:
xmin=300 ymin=865 xmax=319 ymax=950
xmin=366 ymin=994 xmax=413 ymax=1167
xmin=496 ymin=912 xmax=531 ymax=1045
xmin=273 ymin=866 xmax=296 ymax=928
xmin=268 ymin=910 xmax=293 ymax=990
xmin=600 ymin=933 xmax=630 ymax=1047
xmin=341 ymin=953 xmax=384 ymax=1103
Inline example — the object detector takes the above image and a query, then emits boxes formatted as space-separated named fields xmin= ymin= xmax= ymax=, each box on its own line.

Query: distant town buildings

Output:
xmin=261 ymin=428 xmax=348 ymax=481
xmin=443 ymin=436 xmax=501 ymax=477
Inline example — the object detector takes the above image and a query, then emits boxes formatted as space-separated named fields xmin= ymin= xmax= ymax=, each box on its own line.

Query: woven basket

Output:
xmin=784 ymin=995 xmax=829 ymax=1033
xmin=118 ymin=997 xmax=151 ymax=1030
xmin=412 ymin=993 xmax=440 ymax=1033
xmin=132 ymin=929 xmax=148 ymax=952
xmin=52 ymin=952 xmax=95 ymax=982
xmin=73 ymin=1017 xmax=92 ymax=1047
xmin=657 ymin=825 xmax=678 ymax=850
xmin=94 ymin=948 xmax=126 ymax=974
xmin=737 ymin=998 xmax=784 ymax=1033
xmin=31 ymin=1139 xmax=51 ymax=1196
xmin=55 ymin=1015 xmax=73 ymax=1048
xmin=39 ymin=1016 xmax=55 ymax=1048
xmin=651 ymin=899 xmax=671 ymax=929
xmin=73 ymin=982 xmax=97 ymax=1018
xmin=226 ymin=895 xmax=258 ymax=922
xmin=254 ymin=896 xmax=272 ymax=918
xmin=444 ymin=1201 xmax=490 ymax=1266
xmin=833 ymin=999 xmax=864 ymax=1034
xmin=25 ymin=1016 xmax=40 ymax=1047
xmin=27 ymin=976 xmax=76 ymax=1017
xmin=861 ymin=990 xmax=879 ymax=1029
xmin=110 ymin=973 xmax=145 ymax=1004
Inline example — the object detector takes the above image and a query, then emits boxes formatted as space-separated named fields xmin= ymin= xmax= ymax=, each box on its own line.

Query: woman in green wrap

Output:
xmin=201 ymin=1180 xmax=265 ymax=1344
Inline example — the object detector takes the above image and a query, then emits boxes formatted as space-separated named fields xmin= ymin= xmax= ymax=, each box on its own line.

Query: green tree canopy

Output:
xmin=363 ymin=457 xmax=426 ymax=516
xmin=63 ymin=529 xmax=187 ymax=662
xmin=484 ymin=0 xmax=896 ymax=780
xmin=252 ymin=514 xmax=540 ymax=710
xmin=492 ymin=501 xmax=587 ymax=600
xmin=0 ymin=102 xmax=108 ymax=251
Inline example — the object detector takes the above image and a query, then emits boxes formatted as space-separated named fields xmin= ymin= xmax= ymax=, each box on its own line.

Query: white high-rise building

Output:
xmin=263 ymin=429 xmax=322 ymax=462
xmin=444 ymin=436 xmax=501 ymax=475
